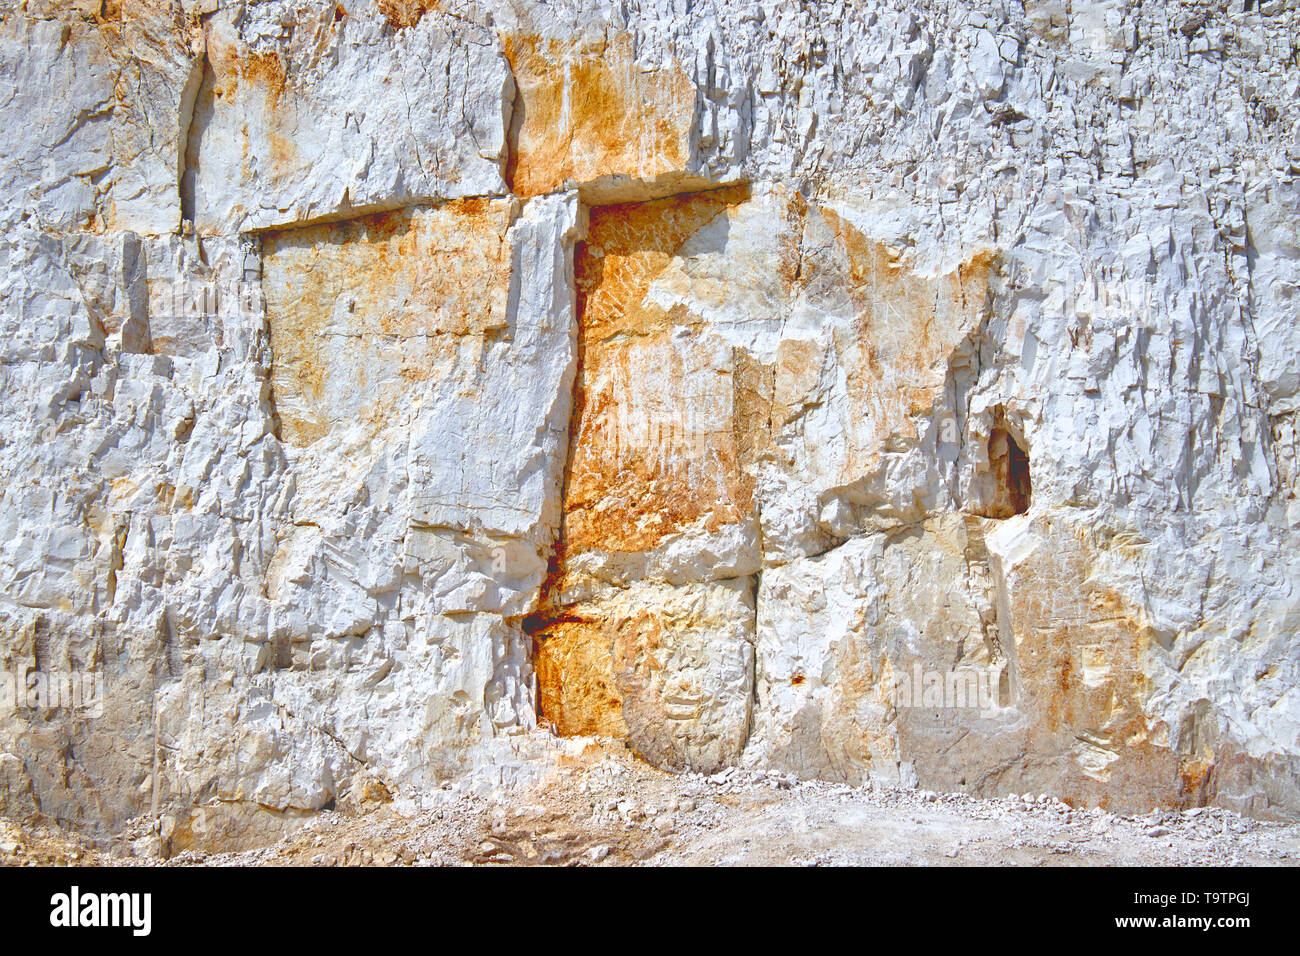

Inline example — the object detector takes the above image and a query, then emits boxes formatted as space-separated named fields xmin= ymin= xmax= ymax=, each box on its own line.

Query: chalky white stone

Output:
xmin=1 ymin=0 xmax=1297 ymax=843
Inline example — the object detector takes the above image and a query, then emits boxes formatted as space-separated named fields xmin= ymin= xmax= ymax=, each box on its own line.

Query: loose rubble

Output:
xmin=6 ymin=740 xmax=1299 ymax=867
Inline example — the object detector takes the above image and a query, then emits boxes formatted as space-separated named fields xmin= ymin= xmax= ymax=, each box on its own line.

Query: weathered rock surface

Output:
xmin=536 ymin=578 xmax=754 ymax=774
xmin=2 ymin=0 xmax=1299 ymax=843
xmin=188 ymin=2 xmax=512 ymax=232
xmin=0 ymin=1 xmax=200 ymax=234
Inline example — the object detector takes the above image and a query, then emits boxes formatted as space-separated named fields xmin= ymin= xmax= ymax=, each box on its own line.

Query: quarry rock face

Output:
xmin=1 ymin=0 xmax=1299 ymax=843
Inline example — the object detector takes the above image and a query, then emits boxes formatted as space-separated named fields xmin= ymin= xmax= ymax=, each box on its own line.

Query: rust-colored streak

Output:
xmin=577 ymin=185 xmax=751 ymax=342
xmin=198 ymin=25 xmax=301 ymax=198
xmin=1002 ymin=519 xmax=1180 ymax=808
xmin=540 ymin=190 xmax=999 ymax=746
xmin=563 ymin=186 xmax=755 ymax=559
xmin=260 ymin=198 xmax=513 ymax=446
xmin=211 ymin=47 xmax=289 ymax=108
xmin=815 ymin=207 xmax=998 ymax=483
xmin=502 ymin=33 xmax=696 ymax=197
xmin=91 ymin=0 xmax=178 ymax=26
xmin=376 ymin=0 xmax=442 ymax=30
xmin=534 ymin=621 xmax=630 ymax=740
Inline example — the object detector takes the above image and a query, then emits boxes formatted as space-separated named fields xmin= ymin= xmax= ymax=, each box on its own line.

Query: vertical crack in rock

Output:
xmin=743 ymin=567 xmax=760 ymax=756
xmin=501 ymin=34 xmax=524 ymax=197
xmin=178 ymin=47 xmax=210 ymax=228
xmin=524 ymin=264 xmax=586 ymax=728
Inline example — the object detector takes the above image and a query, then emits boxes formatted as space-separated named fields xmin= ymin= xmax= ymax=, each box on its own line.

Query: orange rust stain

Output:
xmin=268 ymin=132 xmax=297 ymax=173
xmin=196 ymin=32 xmax=302 ymax=201
xmin=1045 ymin=644 xmax=1075 ymax=733
xmin=1002 ymin=518 xmax=1181 ymax=807
xmin=92 ymin=0 xmax=177 ymax=26
xmin=563 ymin=325 xmax=756 ymax=557
xmin=814 ymin=206 xmax=998 ymax=482
xmin=732 ymin=346 xmax=776 ymax=468
xmin=502 ymin=33 xmax=696 ymax=197
xmin=577 ymin=185 xmax=750 ymax=342
xmin=543 ymin=190 xmax=1001 ymax=763
xmin=376 ymin=0 xmax=441 ymax=29
xmin=534 ymin=620 xmax=629 ymax=740
xmin=537 ymin=585 xmax=745 ymax=769
xmin=547 ymin=191 xmax=998 ymax=681
xmin=202 ymin=29 xmax=296 ymax=183
xmin=559 ymin=186 xmax=756 ymax=561
xmin=222 ymin=49 xmax=289 ymax=107
xmin=1177 ymin=758 xmax=1215 ymax=808
xmin=771 ymin=337 xmax=821 ymax=429
xmin=260 ymin=198 xmax=513 ymax=446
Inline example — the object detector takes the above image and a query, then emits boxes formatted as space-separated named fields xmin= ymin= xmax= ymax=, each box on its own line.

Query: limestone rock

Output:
xmin=536 ymin=577 xmax=754 ymax=774
xmin=0 ymin=2 xmax=199 ymax=234
xmin=188 ymin=1 xmax=512 ymax=233
xmin=3 ymin=0 xmax=1300 ymax=842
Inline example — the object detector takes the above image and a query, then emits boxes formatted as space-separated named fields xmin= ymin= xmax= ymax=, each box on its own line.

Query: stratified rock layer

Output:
xmin=2 ymin=0 xmax=1299 ymax=842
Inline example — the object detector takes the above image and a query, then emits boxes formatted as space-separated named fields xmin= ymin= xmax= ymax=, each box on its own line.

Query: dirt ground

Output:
xmin=4 ymin=740 xmax=1299 ymax=867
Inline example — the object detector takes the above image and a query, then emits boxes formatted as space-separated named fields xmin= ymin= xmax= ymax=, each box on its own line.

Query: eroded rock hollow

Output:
xmin=2 ymin=0 xmax=1299 ymax=847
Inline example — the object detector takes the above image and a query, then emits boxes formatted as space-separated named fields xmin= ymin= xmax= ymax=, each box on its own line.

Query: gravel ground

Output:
xmin=4 ymin=740 xmax=1299 ymax=867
